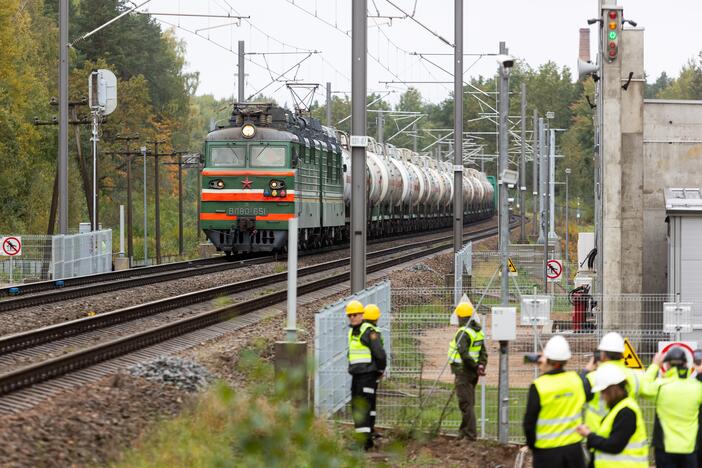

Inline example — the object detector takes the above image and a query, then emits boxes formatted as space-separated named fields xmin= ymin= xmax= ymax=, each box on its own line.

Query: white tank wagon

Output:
xmin=337 ymin=132 xmax=495 ymax=236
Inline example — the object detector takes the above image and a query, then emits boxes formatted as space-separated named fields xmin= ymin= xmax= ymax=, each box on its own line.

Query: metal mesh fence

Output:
xmin=314 ymin=281 xmax=392 ymax=417
xmin=0 ymin=235 xmax=53 ymax=283
xmin=52 ymin=230 xmax=112 ymax=279
xmin=330 ymin=286 xmax=682 ymax=444
xmin=0 ymin=231 xmax=113 ymax=285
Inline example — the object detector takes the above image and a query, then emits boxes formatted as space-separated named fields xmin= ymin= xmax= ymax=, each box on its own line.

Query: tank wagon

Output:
xmin=200 ymin=103 xmax=495 ymax=255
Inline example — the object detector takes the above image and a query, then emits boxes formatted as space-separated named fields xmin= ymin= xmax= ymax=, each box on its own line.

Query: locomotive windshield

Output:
xmin=250 ymin=146 xmax=286 ymax=167
xmin=210 ymin=146 xmax=245 ymax=167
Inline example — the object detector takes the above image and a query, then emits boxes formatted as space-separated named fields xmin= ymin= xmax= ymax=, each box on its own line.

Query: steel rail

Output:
xmin=0 ymin=221 xmax=516 ymax=396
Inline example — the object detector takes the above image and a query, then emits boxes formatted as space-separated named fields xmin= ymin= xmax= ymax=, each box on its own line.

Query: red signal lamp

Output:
xmin=609 ymin=11 xmax=617 ymax=19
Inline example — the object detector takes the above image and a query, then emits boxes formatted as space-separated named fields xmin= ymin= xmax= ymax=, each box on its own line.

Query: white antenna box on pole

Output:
xmin=88 ymin=69 xmax=117 ymax=115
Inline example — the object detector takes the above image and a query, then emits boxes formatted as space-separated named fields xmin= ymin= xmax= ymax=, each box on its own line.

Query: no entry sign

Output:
xmin=546 ymin=259 xmax=562 ymax=282
xmin=0 ymin=237 xmax=22 ymax=257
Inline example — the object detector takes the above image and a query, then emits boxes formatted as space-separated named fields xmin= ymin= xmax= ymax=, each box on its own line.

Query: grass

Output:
xmin=113 ymin=337 xmax=368 ymax=468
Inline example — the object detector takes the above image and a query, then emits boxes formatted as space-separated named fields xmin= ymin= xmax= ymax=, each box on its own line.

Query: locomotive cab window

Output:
xmin=250 ymin=146 xmax=286 ymax=167
xmin=210 ymin=146 xmax=245 ymax=167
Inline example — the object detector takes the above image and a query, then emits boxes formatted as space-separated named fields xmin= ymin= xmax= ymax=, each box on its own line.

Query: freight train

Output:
xmin=200 ymin=103 xmax=495 ymax=255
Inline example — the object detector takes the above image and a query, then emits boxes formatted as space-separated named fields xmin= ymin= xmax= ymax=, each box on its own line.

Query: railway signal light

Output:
xmin=603 ymin=8 xmax=621 ymax=63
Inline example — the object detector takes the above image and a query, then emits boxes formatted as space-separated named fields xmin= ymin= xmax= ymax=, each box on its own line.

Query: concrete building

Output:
xmin=598 ymin=11 xmax=702 ymax=329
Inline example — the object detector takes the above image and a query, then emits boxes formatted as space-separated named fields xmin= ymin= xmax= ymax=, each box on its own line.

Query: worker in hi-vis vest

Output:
xmin=346 ymin=300 xmax=386 ymax=450
xmin=641 ymin=347 xmax=702 ymax=468
xmin=577 ymin=364 xmax=649 ymax=468
xmin=447 ymin=300 xmax=487 ymax=441
xmin=584 ymin=332 xmax=642 ymax=433
xmin=523 ymin=335 xmax=590 ymax=468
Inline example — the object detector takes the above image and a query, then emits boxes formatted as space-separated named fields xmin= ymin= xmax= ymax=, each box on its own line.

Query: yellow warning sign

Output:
xmin=623 ymin=338 xmax=644 ymax=369
xmin=508 ymin=257 xmax=518 ymax=277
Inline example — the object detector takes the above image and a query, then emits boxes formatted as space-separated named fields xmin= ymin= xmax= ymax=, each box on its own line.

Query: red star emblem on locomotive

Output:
xmin=241 ymin=177 xmax=253 ymax=189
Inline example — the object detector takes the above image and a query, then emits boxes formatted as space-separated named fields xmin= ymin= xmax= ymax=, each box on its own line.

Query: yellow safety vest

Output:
xmin=645 ymin=366 xmax=702 ymax=454
xmin=593 ymin=397 xmax=648 ymax=467
xmin=585 ymin=360 xmax=641 ymax=432
xmin=348 ymin=322 xmax=372 ymax=365
xmin=447 ymin=326 xmax=484 ymax=364
xmin=532 ymin=371 xmax=586 ymax=449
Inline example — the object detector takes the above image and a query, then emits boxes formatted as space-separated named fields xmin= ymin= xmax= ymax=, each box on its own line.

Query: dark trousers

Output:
xmin=533 ymin=443 xmax=586 ymax=468
xmin=656 ymin=449 xmax=697 ymax=468
xmin=351 ymin=372 xmax=378 ymax=449
xmin=454 ymin=366 xmax=478 ymax=439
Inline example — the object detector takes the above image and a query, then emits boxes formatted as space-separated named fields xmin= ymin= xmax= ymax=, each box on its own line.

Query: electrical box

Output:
xmin=491 ymin=307 xmax=516 ymax=341
xmin=520 ymin=296 xmax=551 ymax=326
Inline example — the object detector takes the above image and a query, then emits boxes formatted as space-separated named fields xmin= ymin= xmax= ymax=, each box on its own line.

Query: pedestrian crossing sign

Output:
xmin=623 ymin=338 xmax=644 ymax=369
xmin=508 ymin=257 xmax=518 ymax=277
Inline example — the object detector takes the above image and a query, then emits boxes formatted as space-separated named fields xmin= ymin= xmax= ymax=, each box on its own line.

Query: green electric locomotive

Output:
xmin=200 ymin=103 xmax=495 ymax=255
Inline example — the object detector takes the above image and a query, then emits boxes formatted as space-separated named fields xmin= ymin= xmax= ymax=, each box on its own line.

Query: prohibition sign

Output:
xmin=546 ymin=259 xmax=563 ymax=281
xmin=2 ymin=237 xmax=21 ymax=256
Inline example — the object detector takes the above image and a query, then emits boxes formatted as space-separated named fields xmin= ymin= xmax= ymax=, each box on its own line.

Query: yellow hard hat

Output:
xmin=345 ymin=300 xmax=364 ymax=315
xmin=364 ymin=304 xmax=381 ymax=321
xmin=454 ymin=301 xmax=474 ymax=318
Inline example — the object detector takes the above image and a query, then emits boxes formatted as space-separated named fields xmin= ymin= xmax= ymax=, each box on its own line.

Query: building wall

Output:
xmin=643 ymin=100 xmax=702 ymax=295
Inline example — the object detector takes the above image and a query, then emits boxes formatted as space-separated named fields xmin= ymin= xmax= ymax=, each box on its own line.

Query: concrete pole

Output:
xmin=497 ymin=41 xmax=510 ymax=446
xmin=565 ymin=168 xmax=571 ymax=288
xmin=412 ymin=121 xmax=418 ymax=152
xmin=378 ymin=113 xmax=384 ymax=146
xmin=119 ymin=205 xmax=125 ymax=256
xmin=453 ymin=0 xmax=463 ymax=255
xmin=178 ymin=158 xmax=184 ymax=256
xmin=519 ymin=83 xmax=526 ymax=242
xmin=58 ymin=0 xmax=69 ymax=234
xmin=142 ymin=146 xmax=148 ymax=263
xmin=238 ymin=40 xmax=245 ymax=102
xmin=126 ymin=154 xmax=133 ymax=265
xmin=196 ymin=170 xmax=202 ymax=241
xmin=548 ymin=129 xmax=556 ymax=239
xmin=326 ymin=82 xmax=332 ymax=127
xmin=286 ymin=216 xmax=298 ymax=341
xmin=537 ymin=118 xmax=546 ymax=244
xmin=154 ymin=142 xmax=161 ymax=264
xmin=350 ymin=0 xmax=367 ymax=293
xmin=532 ymin=110 xmax=539 ymax=238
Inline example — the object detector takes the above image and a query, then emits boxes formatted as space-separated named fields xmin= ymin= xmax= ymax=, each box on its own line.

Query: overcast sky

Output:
xmin=139 ymin=0 xmax=701 ymax=105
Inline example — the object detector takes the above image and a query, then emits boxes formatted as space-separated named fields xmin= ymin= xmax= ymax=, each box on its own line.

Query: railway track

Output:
xmin=0 ymin=220 xmax=516 ymax=404
xmin=0 ymin=219 xmax=498 ymax=312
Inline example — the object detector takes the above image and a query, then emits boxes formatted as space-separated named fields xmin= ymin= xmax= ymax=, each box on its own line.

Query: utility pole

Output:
xmin=326 ymin=82 xmax=332 ymax=127
xmin=453 ymin=0 xmax=463 ymax=255
xmin=532 ymin=110 xmax=539 ymax=238
xmin=350 ymin=0 xmax=367 ymax=293
xmin=548 ymin=129 xmax=557 ymax=239
xmin=565 ymin=168 xmax=571 ymax=288
xmin=178 ymin=157 xmax=184 ymax=256
xmin=412 ymin=121 xmax=418 ymax=152
xmin=58 ymin=0 xmax=69 ymax=234
xmin=519 ymin=82 xmax=526 ymax=242
xmin=238 ymin=41 xmax=245 ymax=102
xmin=497 ymin=41 xmax=511 ymax=446
xmin=112 ymin=134 xmax=140 ymax=265
xmin=151 ymin=140 xmax=165 ymax=264
xmin=538 ymin=117 xmax=547 ymax=245
xmin=377 ymin=113 xmax=384 ymax=146
xmin=141 ymin=145 xmax=148 ymax=264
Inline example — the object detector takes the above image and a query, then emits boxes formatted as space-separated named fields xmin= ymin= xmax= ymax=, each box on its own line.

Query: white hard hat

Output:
xmin=543 ymin=335 xmax=572 ymax=361
xmin=598 ymin=332 xmax=625 ymax=353
xmin=591 ymin=364 xmax=627 ymax=393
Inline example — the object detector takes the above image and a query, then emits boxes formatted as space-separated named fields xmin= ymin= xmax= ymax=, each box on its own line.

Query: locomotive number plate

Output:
xmin=228 ymin=207 xmax=266 ymax=216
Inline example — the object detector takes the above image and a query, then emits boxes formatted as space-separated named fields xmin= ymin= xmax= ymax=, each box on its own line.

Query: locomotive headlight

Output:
xmin=242 ymin=123 xmax=256 ymax=139
xmin=209 ymin=179 xmax=225 ymax=189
